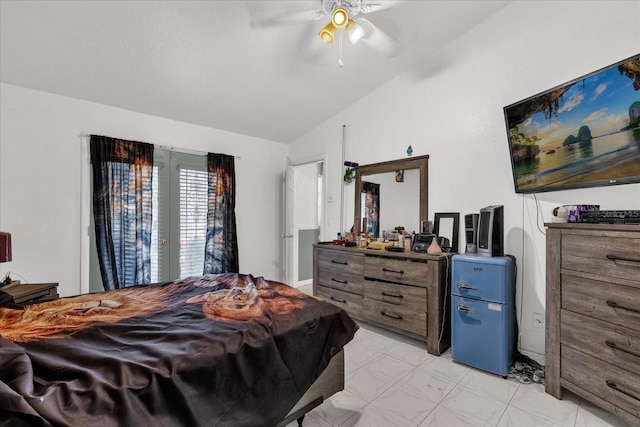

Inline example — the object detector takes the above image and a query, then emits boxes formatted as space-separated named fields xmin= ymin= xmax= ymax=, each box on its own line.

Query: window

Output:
xmin=91 ymin=148 xmax=208 ymax=290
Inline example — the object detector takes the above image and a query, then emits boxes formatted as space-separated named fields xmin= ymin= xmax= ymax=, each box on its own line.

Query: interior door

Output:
xmin=282 ymin=161 xmax=294 ymax=285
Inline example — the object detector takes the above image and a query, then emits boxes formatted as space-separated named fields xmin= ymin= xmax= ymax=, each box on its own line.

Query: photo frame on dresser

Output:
xmin=433 ymin=212 xmax=460 ymax=253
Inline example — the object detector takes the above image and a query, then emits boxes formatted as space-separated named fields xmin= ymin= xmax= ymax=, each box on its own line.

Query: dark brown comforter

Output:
xmin=0 ymin=274 xmax=357 ymax=427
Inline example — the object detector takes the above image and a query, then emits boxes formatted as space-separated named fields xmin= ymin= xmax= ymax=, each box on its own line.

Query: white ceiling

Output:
xmin=0 ymin=1 xmax=511 ymax=143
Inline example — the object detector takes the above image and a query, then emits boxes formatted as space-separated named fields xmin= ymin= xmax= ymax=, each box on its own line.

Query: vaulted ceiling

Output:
xmin=0 ymin=1 xmax=511 ymax=143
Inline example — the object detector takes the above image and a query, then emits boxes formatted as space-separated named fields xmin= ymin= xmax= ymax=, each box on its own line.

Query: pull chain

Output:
xmin=338 ymin=31 xmax=343 ymax=68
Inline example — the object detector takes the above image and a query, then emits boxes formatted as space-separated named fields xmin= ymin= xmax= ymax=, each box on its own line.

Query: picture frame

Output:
xmin=503 ymin=54 xmax=640 ymax=194
xmin=433 ymin=212 xmax=460 ymax=253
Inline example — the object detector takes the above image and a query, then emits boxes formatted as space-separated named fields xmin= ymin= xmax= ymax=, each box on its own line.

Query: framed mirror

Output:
xmin=433 ymin=212 xmax=460 ymax=253
xmin=353 ymin=155 xmax=429 ymax=237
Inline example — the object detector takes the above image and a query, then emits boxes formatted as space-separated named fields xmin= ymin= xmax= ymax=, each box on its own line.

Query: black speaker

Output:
xmin=465 ymin=213 xmax=479 ymax=253
xmin=477 ymin=205 xmax=504 ymax=257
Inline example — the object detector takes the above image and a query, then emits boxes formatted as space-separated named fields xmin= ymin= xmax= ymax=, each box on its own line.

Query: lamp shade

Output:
xmin=347 ymin=19 xmax=365 ymax=44
xmin=319 ymin=22 xmax=337 ymax=45
xmin=0 ymin=232 xmax=12 ymax=263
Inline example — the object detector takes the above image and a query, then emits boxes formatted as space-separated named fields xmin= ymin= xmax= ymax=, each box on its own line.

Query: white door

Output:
xmin=282 ymin=162 xmax=294 ymax=285
xmin=286 ymin=160 xmax=324 ymax=287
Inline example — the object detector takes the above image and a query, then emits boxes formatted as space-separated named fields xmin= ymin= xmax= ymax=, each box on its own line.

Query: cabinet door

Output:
xmin=451 ymin=256 xmax=514 ymax=303
xmin=451 ymin=295 xmax=514 ymax=377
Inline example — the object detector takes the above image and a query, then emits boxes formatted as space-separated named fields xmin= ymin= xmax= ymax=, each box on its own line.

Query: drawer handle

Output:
xmin=457 ymin=304 xmax=474 ymax=313
xmin=605 ymin=341 xmax=640 ymax=359
xmin=331 ymin=278 xmax=348 ymax=284
xmin=330 ymin=296 xmax=347 ymax=304
xmin=606 ymin=380 xmax=640 ymax=402
xmin=380 ymin=311 xmax=402 ymax=320
xmin=331 ymin=260 xmax=348 ymax=265
xmin=457 ymin=282 xmax=476 ymax=291
xmin=606 ymin=300 xmax=640 ymax=315
xmin=382 ymin=267 xmax=404 ymax=274
xmin=381 ymin=291 xmax=403 ymax=299
xmin=606 ymin=254 xmax=640 ymax=264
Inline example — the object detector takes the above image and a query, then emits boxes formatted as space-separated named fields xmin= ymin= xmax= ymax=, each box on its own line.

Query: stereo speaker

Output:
xmin=465 ymin=213 xmax=479 ymax=253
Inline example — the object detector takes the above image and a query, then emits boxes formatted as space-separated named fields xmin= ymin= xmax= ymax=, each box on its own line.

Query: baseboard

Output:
xmin=519 ymin=348 xmax=544 ymax=366
xmin=296 ymin=279 xmax=312 ymax=287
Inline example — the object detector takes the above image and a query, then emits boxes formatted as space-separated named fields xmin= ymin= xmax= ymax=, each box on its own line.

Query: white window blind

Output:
xmin=179 ymin=168 xmax=208 ymax=278
xmin=91 ymin=148 xmax=209 ymax=289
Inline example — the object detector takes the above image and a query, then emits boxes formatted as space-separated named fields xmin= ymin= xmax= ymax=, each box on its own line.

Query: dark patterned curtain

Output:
xmin=203 ymin=153 xmax=239 ymax=274
xmin=90 ymin=135 xmax=154 ymax=290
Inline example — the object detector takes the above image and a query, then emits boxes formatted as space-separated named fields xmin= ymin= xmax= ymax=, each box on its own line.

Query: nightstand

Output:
xmin=2 ymin=282 xmax=59 ymax=306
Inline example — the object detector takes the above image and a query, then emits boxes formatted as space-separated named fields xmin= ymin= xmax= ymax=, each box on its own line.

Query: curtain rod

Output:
xmin=79 ymin=132 xmax=241 ymax=159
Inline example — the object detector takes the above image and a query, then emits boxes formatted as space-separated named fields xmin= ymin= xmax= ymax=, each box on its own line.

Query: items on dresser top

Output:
xmin=313 ymin=244 xmax=451 ymax=355
xmin=545 ymin=223 xmax=640 ymax=426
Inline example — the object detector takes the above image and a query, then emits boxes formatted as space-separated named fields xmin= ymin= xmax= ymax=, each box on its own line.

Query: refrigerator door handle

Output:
xmin=457 ymin=282 xmax=477 ymax=291
xmin=457 ymin=304 xmax=474 ymax=313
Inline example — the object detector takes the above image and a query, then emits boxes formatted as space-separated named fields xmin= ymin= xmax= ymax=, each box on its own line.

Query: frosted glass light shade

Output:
xmin=347 ymin=20 xmax=364 ymax=44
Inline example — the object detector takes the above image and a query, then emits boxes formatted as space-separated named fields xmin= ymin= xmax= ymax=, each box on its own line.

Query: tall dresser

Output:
xmin=546 ymin=223 xmax=640 ymax=425
xmin=313 ymin=243 xmax=451 ymax=355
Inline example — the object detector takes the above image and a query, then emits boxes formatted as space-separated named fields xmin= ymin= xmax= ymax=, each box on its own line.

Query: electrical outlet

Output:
xmin=532 ymin=312 xmax=544 ymax=329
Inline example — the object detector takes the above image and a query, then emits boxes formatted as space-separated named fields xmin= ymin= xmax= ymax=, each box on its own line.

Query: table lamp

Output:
xmin=0 ymin=232 xmax=12 ymax=286
xmin=0 ymin=232 xmax=11 ymax=263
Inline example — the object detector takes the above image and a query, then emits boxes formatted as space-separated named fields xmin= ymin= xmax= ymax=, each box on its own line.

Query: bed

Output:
xmin=0 ymin=273 xmax=358 ymax=427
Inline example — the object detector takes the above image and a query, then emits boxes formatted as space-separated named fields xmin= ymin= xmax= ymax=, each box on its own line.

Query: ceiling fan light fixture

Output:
xmin=331 ymin=7 xmax=349 ymax=28
xmin=318 ymin=22 xmax=336 ymax=45
xmin=346 ymin=19 xmax=365 ymax=44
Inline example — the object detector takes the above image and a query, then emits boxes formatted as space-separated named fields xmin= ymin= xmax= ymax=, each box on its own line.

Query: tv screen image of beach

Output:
xmin=504 ymin=54 xmax=640 ymax=194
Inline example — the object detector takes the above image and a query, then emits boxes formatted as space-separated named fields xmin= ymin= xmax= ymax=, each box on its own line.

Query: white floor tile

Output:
xmin=457 ymin=369 xmax=520 ymax=404
xmin=507 ymin=385 xmax=580 ymax=427
xmin=418 ymin=354 xmax=471 ymax=384
xmin=418 ymin=404 xmax=487 ymax=427
xmin=391 ymin=365 xmax=457 ymax=404
xmin=313 ymin=390 xmax=367 ymax=427
xmin=345 ymin=354 xmax=413 ymax=402
xmin=383 ymin=338 xmax=433 ymax=367
xmin=496 ymin=405 xmax=564 ymax=427
xmin=575 ymin=399 xmax=633 ymax=427
xmin=437 ymin=386 xmax=507 ymax=426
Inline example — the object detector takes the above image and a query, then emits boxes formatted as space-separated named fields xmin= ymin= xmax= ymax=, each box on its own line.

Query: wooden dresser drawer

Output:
xmin=318 ymin=250 xmax=364 ymax=276
xmin=364 ymin=256 xmax=431 ymax=287
xmin=362 ymin=298 xmax=427 ymax=337
xmin=562 ymin=233 xmax=640 ymax=283
xmin=363 ymin=278 xmax=427 ymax=312
xmin=561 ymin=310 xmax=640 ymax=374
xmin=318 ymin=270 xmax=363 ymax=296
xmin=316 ymin=286 xmax=363 ymax=318
xmin=562 ymin=345 xmax=640 ymax=419
xmin=562 ymin=275 xmax=640 ymax=333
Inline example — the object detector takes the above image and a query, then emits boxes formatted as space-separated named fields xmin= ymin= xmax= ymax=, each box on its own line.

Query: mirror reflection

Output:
xmin=351 ymin=156 xmax=429 ymax=239
xmin=359 ymin=169 xmax=420 ymax=236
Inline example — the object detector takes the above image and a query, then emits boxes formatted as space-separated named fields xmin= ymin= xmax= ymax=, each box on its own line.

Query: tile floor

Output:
xmin=290 ymin=286 xmax=632 ymax=427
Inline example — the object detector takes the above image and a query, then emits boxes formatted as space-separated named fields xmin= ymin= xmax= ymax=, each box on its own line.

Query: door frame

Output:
xmin=286 ymin=154 xmax=327 ymax=287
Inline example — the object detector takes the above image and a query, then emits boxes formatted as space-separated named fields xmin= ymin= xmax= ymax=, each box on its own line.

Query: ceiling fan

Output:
xmin=252 ymin=0 xmax=402 ymax=67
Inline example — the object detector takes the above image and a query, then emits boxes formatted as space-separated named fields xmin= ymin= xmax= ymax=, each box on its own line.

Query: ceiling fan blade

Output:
xmin=250 ymin=9 xmax=324 ymax=28
xmin=356 ymin=0 xmax=404 ymax=15
xmin=355 ymin=17 xmax=400 ymax=57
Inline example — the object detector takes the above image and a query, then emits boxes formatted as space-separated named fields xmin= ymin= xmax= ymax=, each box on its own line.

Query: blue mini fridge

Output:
xmin=451 ymin=254 xmax=515 ymax=377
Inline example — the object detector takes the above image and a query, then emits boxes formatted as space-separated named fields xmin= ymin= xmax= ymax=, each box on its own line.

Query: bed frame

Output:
xmin=278 ymin=349 xmax=345 ymax=426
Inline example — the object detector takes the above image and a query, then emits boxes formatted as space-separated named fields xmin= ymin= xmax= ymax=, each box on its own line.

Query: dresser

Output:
xmin=546 ymin=223 xmax=640 ymax=425
xmin=313 ymin=244 xmax=451 ymax=355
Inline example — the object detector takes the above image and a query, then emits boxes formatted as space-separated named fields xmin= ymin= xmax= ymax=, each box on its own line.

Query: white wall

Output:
xmin=0 ymin=83 xmax=288 ymax=297
xmin=290 ymin=1 xmax=640 ymax=363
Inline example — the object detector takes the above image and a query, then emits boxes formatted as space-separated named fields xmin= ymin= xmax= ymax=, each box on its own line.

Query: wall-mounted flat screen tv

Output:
xmin=504 ymin=54 xmax=640 ymax=194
